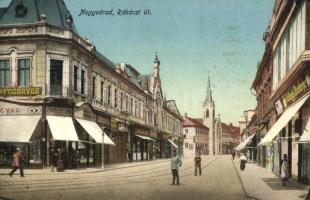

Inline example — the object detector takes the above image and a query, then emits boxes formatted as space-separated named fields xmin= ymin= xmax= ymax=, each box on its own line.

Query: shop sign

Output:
xmin=275 ymin=99 xmax=284 ymax=115
xmin=135 ymin=127 xmax=149 ymax=136
xmin=118 ymin=123 xmax=128 ymax=132
xmin=282 ymin=75 xmax=310 ymax=108
xmin=111 ymin=117 xmax=117 ymax=132
xmin=0 ymin=101 xmax=41 ymax=115
xmin=97 ymin=115 xmax=110 ymax=127
xmin=75 ymin=103 xmax=96 ymax=121
xmin=0 ymin=87 xmax=42 ymax=96
xmin=47 ymin=106 xmax=72 ymax=117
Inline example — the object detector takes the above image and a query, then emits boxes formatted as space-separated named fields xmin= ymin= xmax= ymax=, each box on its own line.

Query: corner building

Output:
xmin=0 ymin=0 xmax=183 ymax=169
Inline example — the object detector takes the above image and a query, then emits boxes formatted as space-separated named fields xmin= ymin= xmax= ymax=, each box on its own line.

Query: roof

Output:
xmin=95 ymin=51 xmax=116 ymax=70
xmin=183 ymin=116 xmax=209 ymax=130
xmin=0 ymin=0 xmax=78 ymax=33
xmin=221 ymin=122 xmax=239 ymax=134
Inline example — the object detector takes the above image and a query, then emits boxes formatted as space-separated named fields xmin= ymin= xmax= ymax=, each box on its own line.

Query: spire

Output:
xmin=204 ymin=73 xmax=213 ymax=105
xmin=154 ymin=51 xmax=160 ymax=65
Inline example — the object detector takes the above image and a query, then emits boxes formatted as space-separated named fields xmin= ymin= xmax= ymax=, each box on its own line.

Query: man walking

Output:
xmin=194 ymin=152 xmax=202 ymax=176
xmin=9 ymin=147 xmax=24 ymax=177
xmin=171 ymin=150 xmax=182 ymax=185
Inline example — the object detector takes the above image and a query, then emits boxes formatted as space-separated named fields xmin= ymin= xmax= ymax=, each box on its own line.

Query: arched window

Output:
xmin=205 ymin=109 xmax=209 ymax=118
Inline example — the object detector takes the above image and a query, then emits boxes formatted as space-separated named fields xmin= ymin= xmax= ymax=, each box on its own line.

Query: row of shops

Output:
xmin=0 ymin=97 xmax=181 ymax=169
xmin=236 ymin=72 xmax=310 ymax=184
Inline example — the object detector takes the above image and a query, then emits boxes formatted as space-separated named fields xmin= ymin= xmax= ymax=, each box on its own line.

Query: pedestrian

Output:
xmin=194 ymin=152 xmax=202 ymax=176
xmin=239 ymin=153 xmax=247 ymax=171
xmin=72 ymin=149 xmax=80 ymax=170
xmin=50 ymin=148 xmax=58 ymax=172
xmin=281 ymin=154 xmax=289 ymax=186
xmin=57 ymin=148 xmax=65 ymax=172
xmin=232 ymin=150 xmax=236 ymax=160
xmin=171 ymin=150 xmax=182 ymax=185
xmin=9 ymin=147 xmax=24 ymax=177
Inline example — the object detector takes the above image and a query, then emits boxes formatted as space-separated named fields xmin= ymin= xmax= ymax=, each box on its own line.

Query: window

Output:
xmin=100 ymin=81 xmax=104 ymax=102
xmin=114 ymin=89 xmax=118 ymax=108
xmin=0 ymin=60 xmax=10 ymax=87
xmin=120 ymin=92 xmax=123 ymax=110
xmin=92 ymin=76 xmax=96 ymax=99
xmin=73 ymin=66 xmax=78 ymax=92
xmin=107 ymin=85 xmax=111 ymax=105
xmin=81 ymin=70 xmax=85 ymax=95
xmin=130 ymin=98 xmax=133 ymax=114
xmin=185 ymin=143 xmax=188 ymax=148
xmin=125 ymin=95 xmax=129 ymax=111
xmin=206 ymin=109 xmax=209 ymax=118
xmin=50 ymin=59 xmax=63 ymax=96
xmin=185 ymin=128 xmax=188 ymax=134
xmin=18 ymin=59 xmax=30 ymax=86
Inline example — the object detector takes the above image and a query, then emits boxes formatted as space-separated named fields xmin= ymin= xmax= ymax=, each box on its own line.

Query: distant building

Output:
xmin=183 ymin=114 xmax=209 ymax=156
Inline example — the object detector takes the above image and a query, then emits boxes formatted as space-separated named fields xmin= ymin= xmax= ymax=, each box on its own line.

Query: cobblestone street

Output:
xmin=0 ymin=156 xmax=248 ymax=200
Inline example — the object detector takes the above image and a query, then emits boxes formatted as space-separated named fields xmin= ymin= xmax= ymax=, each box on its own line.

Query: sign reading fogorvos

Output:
xmin=0 ymin=87 xmax=42 ymax=96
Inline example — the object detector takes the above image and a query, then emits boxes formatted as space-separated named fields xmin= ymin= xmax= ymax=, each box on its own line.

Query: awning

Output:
xmin=0 ymin=115 xmax=41 ymax=142
xmin=259 ymin=92 xmax=310 ymax=145
xmin=75 ymin=118 xmax=115 ymax=145
xmin=135 ymin=134 xmax=155 ymax=141
xmin=47 ymin=116 xmax=79 ymax=141
xmin=235 ymin=133 xmax=256 ymax=151
xmin=168 ymin=139 xmax=179 ymax=148
xmin=300 ymin=115 xmax=310 ymax=143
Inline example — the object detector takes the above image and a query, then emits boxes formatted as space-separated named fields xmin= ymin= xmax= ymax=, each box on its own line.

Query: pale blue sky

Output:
xmin=1 ymin=0 xmax=275 ymax=125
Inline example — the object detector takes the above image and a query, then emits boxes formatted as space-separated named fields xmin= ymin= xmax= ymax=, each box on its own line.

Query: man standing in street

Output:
xmin=9 ymin=147 xmax=24 ymax=177
xmin=171 ymin=150 xmax=182 ymax=185
xmin=194 ymin=152 xmax=202 ymax=176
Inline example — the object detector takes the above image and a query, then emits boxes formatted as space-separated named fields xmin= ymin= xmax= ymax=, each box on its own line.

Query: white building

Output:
xmin=183 ymin=114 xmax=209 ymax=157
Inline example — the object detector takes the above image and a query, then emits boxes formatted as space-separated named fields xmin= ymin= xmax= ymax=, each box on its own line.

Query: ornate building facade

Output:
xmin=0 ymin=0 xmax=183 ymax=169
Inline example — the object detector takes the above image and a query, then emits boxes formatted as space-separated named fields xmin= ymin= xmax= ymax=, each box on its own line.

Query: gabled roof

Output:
xmin=183 ymin=116 xmax=209 ymax=130
xmin=0 ymin=0 xmax=78 ymax=33
xmin=221 ymin=122 xmax=239 ymax=134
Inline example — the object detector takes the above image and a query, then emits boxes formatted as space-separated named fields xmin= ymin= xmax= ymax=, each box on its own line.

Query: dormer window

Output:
xmin=15 ymin=1 xmax=28 ymax=18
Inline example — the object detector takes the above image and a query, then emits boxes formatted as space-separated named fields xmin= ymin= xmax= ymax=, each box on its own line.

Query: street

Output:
xmin=0 ymin=155 xmax=248 ymax=200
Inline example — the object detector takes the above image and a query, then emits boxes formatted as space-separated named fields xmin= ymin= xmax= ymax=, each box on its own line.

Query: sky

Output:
xmin=1 ymin=0 xmax=275 ymax=125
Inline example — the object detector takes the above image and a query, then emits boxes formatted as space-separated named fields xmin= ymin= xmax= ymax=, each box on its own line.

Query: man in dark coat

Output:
xmin=9 ymin=148 xmax=24 ymax=177
xmin=194 ymin=152 xmax=202 ymax=176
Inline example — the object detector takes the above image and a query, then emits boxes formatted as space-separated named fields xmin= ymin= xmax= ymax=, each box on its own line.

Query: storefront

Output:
xmin=259 ymin=72 xmax=310 ymax=181
xmin=132 ymin=126 xmax=153 ymax=161
xmin=0 ymin=99 xmax=43 ymax=168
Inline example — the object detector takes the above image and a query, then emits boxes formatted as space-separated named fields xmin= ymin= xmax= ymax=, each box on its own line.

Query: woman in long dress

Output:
xmin=239 ymin=153 xmax=247 ymax=171
xmin=281 ymin=154 xmax=289 ymax=186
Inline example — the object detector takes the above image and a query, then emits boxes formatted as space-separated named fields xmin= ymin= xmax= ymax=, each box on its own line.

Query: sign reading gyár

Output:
xmin=0 ymin=87 xmax=42 ymax=96
xmin=282 ymin=75 xmax=310 ymax=108
xmin=0 ymin=102 xmax=42 ymax=115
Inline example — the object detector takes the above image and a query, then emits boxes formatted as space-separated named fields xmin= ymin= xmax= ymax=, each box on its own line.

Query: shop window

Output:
xmin=18 ymin=59 xmax=30 ymax=86
xmin=0 ymin=60 xmax=10 ymax=87
xmin=29 ymin=141 xmax=42 ymax=164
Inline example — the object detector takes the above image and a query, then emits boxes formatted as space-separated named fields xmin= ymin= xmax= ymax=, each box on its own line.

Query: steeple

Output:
xmin=153 ymin=52 xmax=160 ymax=79
xmin=203 ymin=74 xmax=213 ymax=105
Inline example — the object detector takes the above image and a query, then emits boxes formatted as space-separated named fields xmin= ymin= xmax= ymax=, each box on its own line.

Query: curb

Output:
xmin=0 ymin=159 xmax=170 ymax=176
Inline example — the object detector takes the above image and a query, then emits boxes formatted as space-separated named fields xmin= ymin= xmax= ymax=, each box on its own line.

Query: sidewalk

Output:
xmin=0 ymin=158 xmax=170 ymax=176
xmin=232 ymin=159 xmax=309 ymax=200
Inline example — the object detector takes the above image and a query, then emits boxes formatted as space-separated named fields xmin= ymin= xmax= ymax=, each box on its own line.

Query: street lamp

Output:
xmin=101 ymin=127 xmax=107 ymax=170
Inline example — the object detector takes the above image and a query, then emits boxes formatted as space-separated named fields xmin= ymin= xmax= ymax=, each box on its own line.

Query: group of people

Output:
xmin=170 ymin=151 xmax=202 ymax=185
xmin=50 ymin=148 xmax=80 ymax=172
xmin=232 ymin=150 xmax=290 ymax=187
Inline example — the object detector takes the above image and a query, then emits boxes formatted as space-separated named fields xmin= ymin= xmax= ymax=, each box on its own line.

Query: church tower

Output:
xmin=203 ymin=75 xmax=215 ymax=155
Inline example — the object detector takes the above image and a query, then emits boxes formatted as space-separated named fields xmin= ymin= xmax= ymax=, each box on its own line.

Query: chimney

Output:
xmin=184 ymin=112 xmax=187 ymax=117
xmin=229 ymin=123 xmax=233 ymax=126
